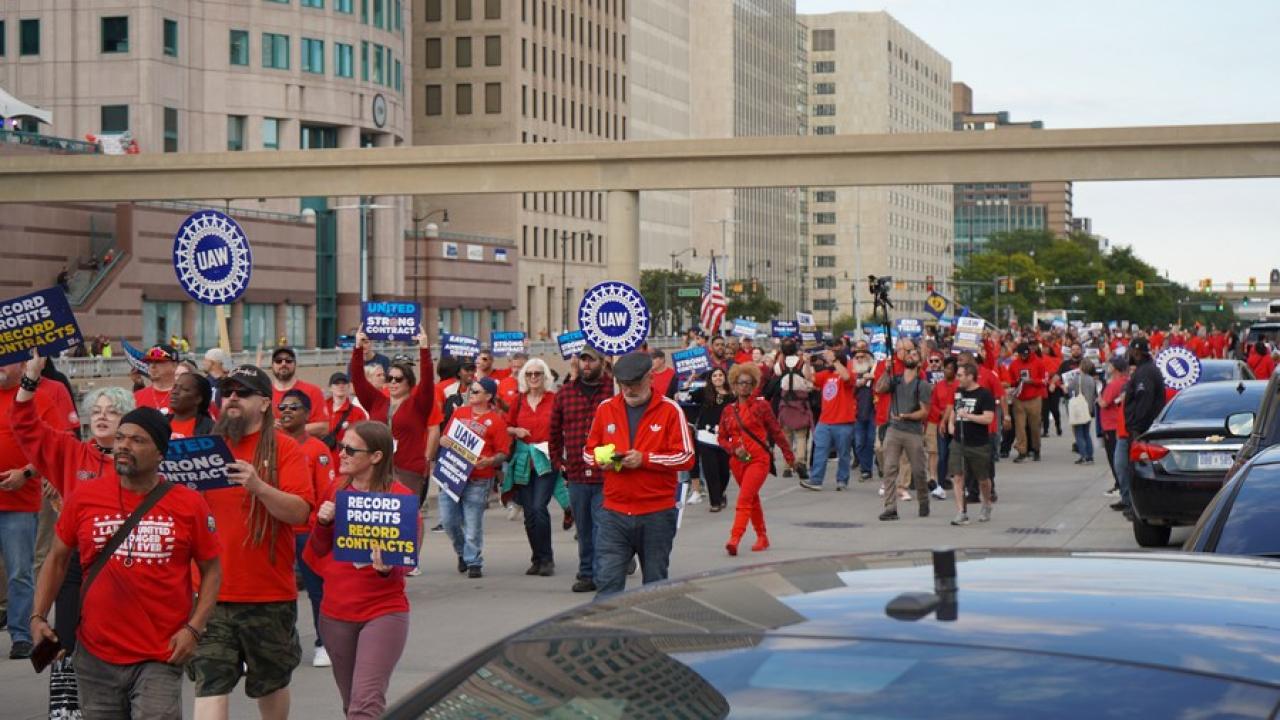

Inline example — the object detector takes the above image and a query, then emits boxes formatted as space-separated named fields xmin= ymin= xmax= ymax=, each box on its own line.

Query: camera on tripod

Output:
xmin=869 ymin=275 xmax=894 ymax=309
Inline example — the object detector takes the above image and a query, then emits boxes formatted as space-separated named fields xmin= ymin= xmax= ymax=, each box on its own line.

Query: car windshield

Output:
xmin=1199 ymin=362 xmax=1242 ymax=382
xmin=1216 ymin=464 xmax=1280 ymax=556
xmin=1160 ymin=384 xmax=1265 ymax=424
xmin=411 ymin=636 xmax=1280 ymax=719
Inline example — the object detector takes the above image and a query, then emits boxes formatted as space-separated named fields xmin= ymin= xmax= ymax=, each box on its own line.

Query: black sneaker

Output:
xmin=431 ymin=523 xmax=445 ymax=533
xmin=538 ymin=561 xmax=555 ymax=577
xmin=878 ymin=509 xmax=899 ymax=521
xmin=1032 ymin=451 xmax=1041 ymax=462
xmin=0 ymin=610 xmax=6 ymax=630
xmin=8 ymin=641 xmax=31 ymax=660
xmin=918 ymin=505 xmax=930 ymax=518
xmin=1109 ymin=501 xmax=1129 ymax=511
xmin=468 ymin=566 xmax=483 ymax=579
xmin=572 ymin=579 xmax=597 ymax=593
xmin=525 ymin=563 xmax=541 ymax=576
xmin=1012 ymin=453 xmax=1027 ymax=463
xmin=860 ymin=471 xmax=873 ymax=481
xmin=457 ymin=556 xmax=468 ymax=573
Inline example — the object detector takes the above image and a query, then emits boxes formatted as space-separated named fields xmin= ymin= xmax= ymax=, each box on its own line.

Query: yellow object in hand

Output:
xmin=593 ymin=444 xmax=619 ymax=468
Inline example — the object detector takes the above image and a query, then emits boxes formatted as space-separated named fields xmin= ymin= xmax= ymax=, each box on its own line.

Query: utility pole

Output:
xmin=854 ymin=187 xmax=863 ymax=334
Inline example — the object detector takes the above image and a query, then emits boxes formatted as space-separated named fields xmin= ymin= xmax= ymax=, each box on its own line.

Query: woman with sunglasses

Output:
xmin=442 ymin=377 xmax=511 ymax=578
xmin=309 ymin=422 xmax=414 ymax=720
xmin=503 ymin=358 xmax=562 ymax=576
xmin=717 ymin=363 xmax=795 ymax=555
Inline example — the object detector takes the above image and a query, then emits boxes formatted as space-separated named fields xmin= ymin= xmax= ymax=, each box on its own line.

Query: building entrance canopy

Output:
xmin=0 ymin=87 xmax=52 ymax=125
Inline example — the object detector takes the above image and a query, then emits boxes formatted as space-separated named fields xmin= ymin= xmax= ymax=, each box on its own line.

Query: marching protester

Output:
xmin=584 ymin=352 xmax=694 ymax=598
xmin=694 ymin=367 xmax=734 ymax=512
xmin=308 ymin=422 xmax=415 ymax=720
xmin=1248 ymin=340 xmax=1275 ymax=379
xmin=495 ymin=352 xmax=528 ymax=409
xmin=929 ymin=356 xmax=958 ymax=497
xmin=278 ymin=389 xmax=338 ymax=668
xmin=768 ymin=344 xmax=813 ymax=482
xmin=876 ymin=342 xmax=935 ymax=521
xmin=1100 ymin=355 xmax=1129 ymax=497
xmin=133 ymin=344 xmax=180 ymax=414
xmin=440 ymin=376 xmax=510 ymax=579
xmin=549 ymin=347 xmax=614 ymax=593
xmin=269 ymin=347 xmax=328 ymax=437
xmin=504 ymin=357 xmax=563 ymax=577
xmin=800 ymin=347 xmax=855 ymax=491
xmin=322 ymin=372 xmax=367 ymax=466
xmin=1066 ymin=359 xmax=1099 ymax=465
xmin=1008 ymin=342 xmax=1047 ymax=462
xmin=168 ymin=371 xmax=216 ymax=439
xmin=944 ymin=363 xmax=998 ymax=525
xmin=717 ymin=363 xmax=795 ymax=555
xmin=1113 ymin=338 xmax=1166 ymax=519
xmin=192 ymin=365 xmax=314 ymax=720
xmin=850 ymin=346 xmax=878 ymax=481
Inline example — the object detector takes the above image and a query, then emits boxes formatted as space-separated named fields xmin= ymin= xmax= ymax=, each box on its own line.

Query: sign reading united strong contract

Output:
xmin=578 ymin=281 xmax=650 ymax=356
xmin=160 ymin=436 xmax=237 ymax=492
xmin=362 ymin=301 xmax=420 ymax=342
xmin=333 ymin=491 xmax=420 ymax=567
xmin=1156 ymin=347 xmax=1203 ymax=391
xmin=172 ymin=210 xmax=253 ymax=305
xmin=0 ymin=287 xmax=84 ymax=366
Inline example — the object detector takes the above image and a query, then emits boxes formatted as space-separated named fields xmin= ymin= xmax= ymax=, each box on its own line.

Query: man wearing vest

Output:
xmin=876 ymin=348 xmax=934 ymax=521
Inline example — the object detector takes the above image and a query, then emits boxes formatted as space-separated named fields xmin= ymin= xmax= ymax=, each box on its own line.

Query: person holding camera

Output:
xmin=876 ymin=341 xmax=934 ymax=521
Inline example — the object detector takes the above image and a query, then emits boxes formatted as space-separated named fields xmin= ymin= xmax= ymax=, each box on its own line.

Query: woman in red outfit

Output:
xmin=310 ymin=422 xmax=415 ymax=720
xmin=348 ymin=331 xmax=435 ymax=496
xmin=718 ymin=363 xmax=795 ymax=556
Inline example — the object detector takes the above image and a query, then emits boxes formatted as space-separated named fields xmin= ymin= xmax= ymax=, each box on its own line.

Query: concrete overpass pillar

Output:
xmin=606 ymin=190 xmax=640 ymax=288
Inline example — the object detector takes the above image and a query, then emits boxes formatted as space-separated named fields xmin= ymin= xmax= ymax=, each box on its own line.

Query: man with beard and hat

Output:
xmin=191 ymin=366 xmax=314 ymax=720
xmin=268 ymin=347 xmax=327 ymax=437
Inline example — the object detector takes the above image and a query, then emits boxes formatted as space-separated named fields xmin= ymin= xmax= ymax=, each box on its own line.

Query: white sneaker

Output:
xmin=687 ymin=490 xmax=704 ymax=505
xmin=407 ymin=566 xmax=422 ymax=577
xmin=312 ymin=646 xmax=331 ymax=668
xmin=1104 ymin=487 xmax=1120 ymax=497
xmin=899 ymin=490 xmax=913 ymax=502
xmin=505 ymin=503 xmax=522 ymax=521
xmin=931 ymin=486 xmax=947 ymax=501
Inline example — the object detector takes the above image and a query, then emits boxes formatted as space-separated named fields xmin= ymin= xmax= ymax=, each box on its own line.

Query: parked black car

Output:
xmin=1185 ymin=444 xmax=1280 ymax=557
xmin=1197 ymin=358 xmax=1255 ymax=382
xmin=1129 ymin=380 xmax=1267 ymax=547
xmin=385 ymin=550 xmax=1280 ymax=719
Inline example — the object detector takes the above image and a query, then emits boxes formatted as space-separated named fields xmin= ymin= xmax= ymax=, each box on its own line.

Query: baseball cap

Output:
xmin=328 ymin=372 xmax=350 ymax=385
xmin=271 ymin=346 xmax=297 ymax=362
xmin=1130 ymin=337 xmax=1151 ymax=353
xmin=475 ymin=377 xmax=499 ymax=397
xmin=219 ymin=365 xmax=272 ymax=397
xmin=578 ymin=346 xmax=603 ymax=362
xmin=144 ymin=344 xmax=179 ymax=363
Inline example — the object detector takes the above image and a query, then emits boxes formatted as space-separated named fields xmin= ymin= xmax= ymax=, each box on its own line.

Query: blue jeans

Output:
xmin=937 ymin=430 xmax=952 ymax=486
xmin=517 ymin=471 xmax=557 ymax=565
xmin=595 ymin=507 xmax=677 ymax=599
xmin=568 ymin=483 xmax=604 ymax=580
xmin=810 ymin=422 xmax=854 ymax=487
xmin=1114 ymin=438 xmax=1132 ymax=506
xmin=1073 ymin=423 xmax=1094 ymax=461
xmin=852 ymin=419 xmax=876 ymax=475
xmin=0 ymin=511 xmax=37 ymax=644
xmin=294 ymin=533 xmax=325 ymax=647
xmin=439 ymin=480 xmax=490 ymax=568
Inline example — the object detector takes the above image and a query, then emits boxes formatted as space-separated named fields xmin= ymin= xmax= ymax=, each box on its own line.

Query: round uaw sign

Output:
xmin=1155 ymin=346 xmax=1202 ymax=391
xmin=578 ymin=281 xmax=650 ymax=356
xmin=172 ymin=210 xmax=253 ymax=305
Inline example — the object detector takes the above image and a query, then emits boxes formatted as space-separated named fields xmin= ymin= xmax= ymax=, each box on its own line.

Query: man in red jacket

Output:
xmin=584 ymin=352 xmax=694 ymax=598
xmin=1008 ymin=343 xmax=1046 ymax=462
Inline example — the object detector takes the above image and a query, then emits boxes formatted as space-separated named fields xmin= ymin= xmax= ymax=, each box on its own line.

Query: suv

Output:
xmin=1222 ymin=370 xmax=1280 ymax=484
xmin=1245 ymin=320 xmax=1280 ymax=349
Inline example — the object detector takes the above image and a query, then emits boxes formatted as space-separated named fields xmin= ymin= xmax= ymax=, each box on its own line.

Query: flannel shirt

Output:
xmin=549 ymin=374 xmax=614 ymax=484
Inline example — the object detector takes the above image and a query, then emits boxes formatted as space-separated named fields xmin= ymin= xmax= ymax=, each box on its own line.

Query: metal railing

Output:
xmin=0 ymin=129 xmax=100 ymax=155
xmin=138 ymin=200 xmax=309 ymax=224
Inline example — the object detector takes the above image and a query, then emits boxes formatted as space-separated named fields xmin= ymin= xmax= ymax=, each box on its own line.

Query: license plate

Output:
xmin=1197 ymin=452 xmax=1234 ymax=470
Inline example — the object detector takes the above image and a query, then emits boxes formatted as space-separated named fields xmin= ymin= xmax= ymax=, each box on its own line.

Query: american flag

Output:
xmin=700 ymin=256 xmax=727 ymax=335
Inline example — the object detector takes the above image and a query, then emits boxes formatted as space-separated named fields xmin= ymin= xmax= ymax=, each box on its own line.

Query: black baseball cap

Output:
xmin=219 ymin=365 xmax=272 ymax=397
xmin=271 ymin=347 xmax=297 ymax=362
xmin=328 ymin=372 xmax=350 ymax=385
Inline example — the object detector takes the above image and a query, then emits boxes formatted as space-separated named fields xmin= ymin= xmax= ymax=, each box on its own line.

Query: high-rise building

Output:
xmin=689 ymin=0 xmax=805 ymax=316
xmin=799 ymin=11 xmax=954 ymax=326
xmin=411 ymin=0 xmax=632 ymax=339
xmin=952 ymin=82 xmax=1074 ymax=266
xmin=0 ymin=0 xmax=414 ymax=347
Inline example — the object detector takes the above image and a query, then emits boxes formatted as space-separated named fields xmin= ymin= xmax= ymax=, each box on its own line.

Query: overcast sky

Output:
xmin=795 ymin=0 xmax=1280 ymax=287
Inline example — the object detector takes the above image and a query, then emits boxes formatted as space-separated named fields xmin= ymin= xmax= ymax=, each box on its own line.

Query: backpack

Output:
xmin=440 ymin=392 xmax=465 ymax=430
xmin=774 ymin=368 xmax=812 ymax=431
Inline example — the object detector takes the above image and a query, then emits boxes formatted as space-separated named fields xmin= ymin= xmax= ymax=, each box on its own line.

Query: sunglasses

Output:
xmin=272 ymin=357 xmax=295 ymax=364
xmin=525 ymin=371 xmax=544 ymax=378
xmin=468 ymin=387 xmax=487 ymax=394
xmin=223 ymin=387 xmax=261 ymax=399
xmin=337 ymin=443 xmax=372 ymax=456
xmin=388 ymin=375 xmax=407 ymax=383
xmin=277 ymin=403 xmax=305 ymax=412
xmin=733 ymin=379 xmax=756 ymax=386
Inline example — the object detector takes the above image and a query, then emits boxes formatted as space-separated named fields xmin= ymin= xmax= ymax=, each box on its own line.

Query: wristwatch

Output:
xmin=22 ymin=468 xmax=35 ymax=480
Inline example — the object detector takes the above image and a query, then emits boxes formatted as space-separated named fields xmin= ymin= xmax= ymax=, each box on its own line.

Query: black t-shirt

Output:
xmin=954 ymin=386 xmax=996 ymax=447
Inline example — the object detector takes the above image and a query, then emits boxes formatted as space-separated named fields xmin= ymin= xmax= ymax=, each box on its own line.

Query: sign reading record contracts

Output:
xmin=172 ymin=210 xmax=253 ymax=305
xmin=0 ymin=287 xmax=84 ymax=365
xmin=577 ymin=281 xmax=650 ymax=356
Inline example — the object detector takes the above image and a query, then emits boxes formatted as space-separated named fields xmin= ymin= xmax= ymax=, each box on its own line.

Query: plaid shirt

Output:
xmin=550 ymin=373 xmax=614 ymax=484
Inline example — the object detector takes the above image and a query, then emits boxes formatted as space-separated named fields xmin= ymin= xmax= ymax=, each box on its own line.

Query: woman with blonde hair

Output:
xmin=717 ymin=363 xmax=795 ymax=555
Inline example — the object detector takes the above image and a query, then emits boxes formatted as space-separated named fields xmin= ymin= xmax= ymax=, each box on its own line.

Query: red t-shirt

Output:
xmin=134 ymin=385 xmax=173 ymax=415
xmin=168 ymin=416 xmax=197 ymax=440
xmin=506 ymin=391 xmax=555 ymax=444
xmin=813 ymin=368 xmax=856 ymax=425
xmin=651 ymin=368 xmax=675 ymax=398
xmin=1008 ymin=357 xmax=1047 ymax=401
xmin=272 ymin=380 xmax=327 ymax=424
xmin=295 ymin=436 xmax=337 ymax=534
xmin=56 ymin=480 xmax=220 ymax=664
xmin=204 ymin=430 xmax=314 ymax=602
xmin=929 ymin=378 xmax=956 ymax=425
xmin=447 ymin=407 xmax=511 ymax=480
xmin=0 ymin=383 xmax=78 ymax=512
xmin=977 ymin=366 xmax=1004 ymax=433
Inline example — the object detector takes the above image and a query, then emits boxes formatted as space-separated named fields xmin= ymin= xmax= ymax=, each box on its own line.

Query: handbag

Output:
xmin=731 ymin=403 xmax=778 ymax=476
xmin=32 ymin=481 xmax=173 ymax=674
xmin=1067 ymin=393 xmax=1092 ymax=426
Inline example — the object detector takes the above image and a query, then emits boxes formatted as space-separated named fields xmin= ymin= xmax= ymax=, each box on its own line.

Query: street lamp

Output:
xmin=333 ymin=198 xmax=397 ymax=302
xmin=411 ymin=209 xmax=449 ymax=309
xmin=705 ymin=216 xmax=738 ymax=276
xmin=667 ymin=248 xmax=697 ymax=335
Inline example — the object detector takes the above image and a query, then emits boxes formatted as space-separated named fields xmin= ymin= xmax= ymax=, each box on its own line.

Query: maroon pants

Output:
xmin=728 ymin=457 xmax=769 ymax=542
xmin=319 ymin=612 xmax=410 ymax=719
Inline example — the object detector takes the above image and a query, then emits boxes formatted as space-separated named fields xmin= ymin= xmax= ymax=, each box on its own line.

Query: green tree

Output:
xmin=726 ymin=279 xmax=782 ymax=323
xmin=639 ymin=269 xmax=702 ymax=335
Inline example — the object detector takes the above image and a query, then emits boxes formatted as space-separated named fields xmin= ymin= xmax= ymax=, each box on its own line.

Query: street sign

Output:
xmin=1199 ymin=304 xmax=1216 ymax=312
xmin=676 ymin=287 xmax=701 ymax=298
xmin=1115 ymin=283 xmax=1125 ymax=295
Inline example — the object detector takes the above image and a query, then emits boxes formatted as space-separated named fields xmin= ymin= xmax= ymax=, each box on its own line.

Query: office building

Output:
xmin=800 ymin=11 xmax=954 ymax=325
xmin=953 ymin=82 xmax=1074 ymax=266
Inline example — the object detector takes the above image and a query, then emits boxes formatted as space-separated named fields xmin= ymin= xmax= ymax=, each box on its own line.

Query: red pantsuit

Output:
xmin=718 ymin=398 xmax=795 ymax=553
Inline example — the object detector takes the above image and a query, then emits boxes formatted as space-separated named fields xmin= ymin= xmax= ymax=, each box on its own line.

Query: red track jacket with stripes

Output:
xmin=584 ymin=390 xmax=695 ymax=515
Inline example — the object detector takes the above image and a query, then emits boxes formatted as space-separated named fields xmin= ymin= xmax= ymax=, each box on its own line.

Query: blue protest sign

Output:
xmin=895 ymin=318 xmax=923 ymax=339
xmin=0 ymin=287 xmax=84 ymax=366
xmin=160 ymin=436 xmax=237 ymax=492
xmin=491 ymin=331 xmax=527 ymax=356
xmin=730 ymin=318 xmax=758 ymax=339
xmin=333 ymin=491 xmax=420 ymax=567
xmin=1155 ymin=347 xmax=1202 ymax=391
xmin=577 ymin=281 xmax=650 ymax=356
xmin=431 ymin=418 xmax=486 ymax=502
xmin=771 ymin=320 xmax=798 ymax=338
xmin=440 ymin=333 xmax=480 ymax=358
xmin=362 ymin=301 xmax=420 ymax=342
xmin=867 ymin=325 xmax=888 ymax=361
xmin=121 ymin=338 xmax=150 ymax=378
xmin=557 ymin=330 xmax=586 ymax=359
xmin=172 ymin=210 xmax=253 ymax=305
xmin=672 ymin=347 xmax=711 ymax=376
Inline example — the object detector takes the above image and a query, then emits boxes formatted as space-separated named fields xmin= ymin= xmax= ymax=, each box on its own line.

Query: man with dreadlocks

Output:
xmin=192 ymin=365 xmax=314 ymax=720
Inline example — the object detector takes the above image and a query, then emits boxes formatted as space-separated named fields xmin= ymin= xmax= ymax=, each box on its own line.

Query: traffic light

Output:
xmin=731 ymin=282 xmax=743 ymax=293
xmin=1097 ymin=280 xmax=1106 ymax=296
xmin=1135 ymin=280 xmax=1145 ymax=296
xmin=1200 ymin=278 xmax=1212 ymax=291
xmin=1217 ymin=299 xmax=1225 ymax=312
xmin=1243 ymin=296 xmax=1251 ymax=307
xmin=1249 ymin=277 xmax=1258 ymax=292
xmin=1006 ymin=277 xmax=1016 ymax=293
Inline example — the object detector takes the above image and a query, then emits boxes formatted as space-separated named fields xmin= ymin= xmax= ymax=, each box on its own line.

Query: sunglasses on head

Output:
xmin=337 ymin=443 xmax=372 ymax=456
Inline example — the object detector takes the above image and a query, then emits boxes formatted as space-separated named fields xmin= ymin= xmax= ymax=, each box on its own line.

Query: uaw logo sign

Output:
xmin=172 ymin=210 xmax=253 ymax=305
xmin=578 ymin=281 xmax=650 ymax=356
xmin=1155 ymin=346 xmax=1202 ymax=391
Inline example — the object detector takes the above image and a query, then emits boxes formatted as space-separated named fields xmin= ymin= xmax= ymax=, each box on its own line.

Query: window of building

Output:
xmin=425 ymin=0 xmax=442 ymax=21
xmin=814 ymin=125 xmax=836 ymax=135
xmin=425 ymin=84 xmax=442 ymax=115
xmin=101 ymin=17 xmax=129 ymax=53
xmin=394 ymin=58 xmax=402 ymax=91
xmin=335 ymin=42 xmax=354 ymax=77
xmin=373 ymin=0 xmax=385 ymax=27
xmin=163 ymin=19 xmax=178 ymax=56
xmin=0 ymin=21 xmax=6 ymax=56
xmin=263 ymin=33 xmax=289 ymax=69
xmin=336 ymin=0 xmax=353 ymax=12
xmin=425 ymin=37 xmax=442 ymax=68
xmin=814 ymin=299 xmax=836 ymax=311
xmin=301 ymin=124 xmax=338 ymax=149
xmin=814 ymin=104 xmax=836 ymax=117
xmin=485 ymin=82 xmax=501 ymax=114
xmin=456 ymin=83 xmax=472 ymax=114
xmin=302 ymin=38 xmax=324 ymax=73
xmin=361 ymin=41 xmax=369 ymax=80
xmin=227 ymin=115 xmax=246 ymax=151
xmin=229 ymin=29 xmax=249 ymax=65
xmin=360 ymin=0 xmax=368 ymax=23
xmin=242 ymin=305 xmax=277 ymax=351
xmin=372 ymin=43 xmax=384 ymax=83
xmin=262 ymin=118 xmax=281 ymax=149
xmin=812 ymin=28 xmax=834 ymax=52
xmin=814 ymin=212 xmax=836 ymax=224
xmin=814 ymin=234 xmax=837 ymax=246
xmin=19 ymin=18 xmax=39 ymax=56
xmin=813 ymin=60 xmax=835 ymax=73
xmin=814 ymin=276 xmax=836 ymax=289
xmin=163 ymin=107 xmax=178 ymax=152
xmin=814 ymin=82 xmax=835 ymax=95
xmin=485 ymin=0 xmax=501 ymax=19
xmin=456 ymin=36 xmax=471 ymax=67
xmin=815 ymin=257 xmax=836 ymax=269
xmin=484 ymin=35 xmax=500 ymax=66
xmin=456 ymin=0 xmax=472 ymax=21
xmin=101 ymin=105 xmax=129 ymax=133
xmin=284 ymin=305 xmax=307 ymax=347
xmin=142 ymin=301 xmax=183 ymax=349
xmin=814 ymin=191 xmax=836 ymax=203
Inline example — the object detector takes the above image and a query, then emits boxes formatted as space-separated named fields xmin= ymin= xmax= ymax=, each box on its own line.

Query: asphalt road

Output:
xmin=2 ymin=428 xmax=1177 ymax=719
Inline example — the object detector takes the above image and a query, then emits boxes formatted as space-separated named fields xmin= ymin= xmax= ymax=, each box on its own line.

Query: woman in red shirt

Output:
xmin=718 ymin=363 xmax=795 ymax=556
xmin=1099 ymin=356 xmax=1130 ymax=496
xmin=348 ymin=331 xmax=435 ymax=498
xmin=505 ymin=358 xmax=559 ymax=576
xmin=310 ymin=422 xmax=414 ymax=720
xmin=443 ymin=378 xmax=511 ymax=578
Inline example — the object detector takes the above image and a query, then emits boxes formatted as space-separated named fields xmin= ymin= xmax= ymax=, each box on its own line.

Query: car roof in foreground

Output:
xmin=516 ymin=549 xmax=1280 ymax=687
xmin=1249 ymin=444 xmax=1280 ymax=466
xmin=1171 ymin=377 xmax=1265 ymax=396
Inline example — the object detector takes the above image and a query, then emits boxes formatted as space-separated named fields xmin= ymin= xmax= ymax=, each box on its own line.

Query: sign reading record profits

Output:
xmin=172 ymin=210 xmax=254 ymax=305
xmin=0 ymin=287 xmax=84 ymax=366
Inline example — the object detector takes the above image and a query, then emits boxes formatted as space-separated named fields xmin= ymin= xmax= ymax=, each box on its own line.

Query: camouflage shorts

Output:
xmin=191 ymin=601 xmax=301 ymax=699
